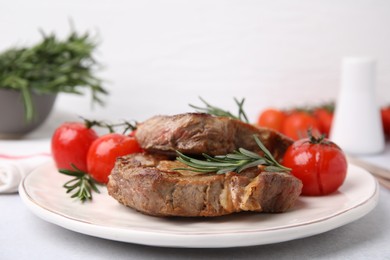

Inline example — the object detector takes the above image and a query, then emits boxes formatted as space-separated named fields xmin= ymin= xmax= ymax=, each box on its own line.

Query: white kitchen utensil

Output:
xmin=330 ymin=57 xmax=385 ymax=155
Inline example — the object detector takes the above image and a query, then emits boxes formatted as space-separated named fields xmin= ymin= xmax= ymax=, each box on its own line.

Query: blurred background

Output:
xmin=1 ymin=0 xmax=390 ymax=125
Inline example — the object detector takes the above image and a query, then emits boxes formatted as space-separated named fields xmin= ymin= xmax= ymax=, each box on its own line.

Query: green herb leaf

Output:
xmin=0 ymin=28 xmax=107 ymax=122
xmin=59 ymin=164 xmax=100 ymax=202
xmin=190 ymin=97 xmax=249 ymax=123
xmin=80 ymin=116 xmax=137 ymax=134
xmin=174 ymin=135 xmax=291 ymax=174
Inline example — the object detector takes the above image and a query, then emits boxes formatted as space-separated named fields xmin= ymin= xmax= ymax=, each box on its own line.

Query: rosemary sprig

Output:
xmin=189 ymin=97 xmax=249 ymax=123
xmin=175 ymin=135 xmax=290 ymax=174
xmin=59 ymin=164 xmax=100 ymax=202
xmin=81 ymin=116 xmax=137 ymax=134
xmin=0 ymin=28 xmax=107 ymax=122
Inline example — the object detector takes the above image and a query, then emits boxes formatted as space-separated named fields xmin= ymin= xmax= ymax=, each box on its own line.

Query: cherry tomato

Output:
xmin=51 ymin=122 xmax=98 ymax=172
xmin=128 ymin=130 xmax=137 ymax=137
xmin=257 ymin=108 xmax=286 ymax=132
xmin=313 ymin=108 xmax=333 ymax=137
xmin=87 ymin=133 xmax=143 ymax=183
xmin=381 ymin=106 xmax=390 ymax=139
xmin=283 ymin=135 xmax=347 ymax=196
xmin=282 ymin=111 xmax=321 ymax=140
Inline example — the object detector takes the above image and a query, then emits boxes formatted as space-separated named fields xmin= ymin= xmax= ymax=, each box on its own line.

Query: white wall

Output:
xmin=2 ymin=0 xmax=390 ymax=122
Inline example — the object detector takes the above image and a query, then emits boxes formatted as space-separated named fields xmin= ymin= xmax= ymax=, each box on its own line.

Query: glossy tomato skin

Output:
xmin=283 ymin=138 xmax=347 ymax=196
xmin=51 ymin=122 xmax=98 ymax=172
xmin=381 ymin=106 xmax=390 ymax=139
xmin=257 ymin=108 xmax=286 ymax=132
xmin=282 ymin=112 xmax=321 ymax=140
xmin=87 ymin=133 xmax=143 ymax=183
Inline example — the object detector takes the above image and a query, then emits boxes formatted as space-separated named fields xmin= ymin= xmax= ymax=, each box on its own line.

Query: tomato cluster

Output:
xmin=258 ymin=104 xmax=390 ymax=196
xmin=257 ymin=106 xmax=332 ymax=140
xmin=51 ymin=122 xmax=142 ymax=184
xmin=258 ymin=104 xmax=390 ymax=140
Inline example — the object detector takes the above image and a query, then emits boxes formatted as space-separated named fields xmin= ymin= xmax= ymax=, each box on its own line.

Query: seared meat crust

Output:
xmin=135 ymin=113 xmax=293 ymax=161
xmin=107 ymin=153 xmax=303 ymax=217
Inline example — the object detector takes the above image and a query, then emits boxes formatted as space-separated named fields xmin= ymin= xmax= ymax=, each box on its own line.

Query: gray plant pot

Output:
xmin=0 ymin=89 xmax=57 ymax=137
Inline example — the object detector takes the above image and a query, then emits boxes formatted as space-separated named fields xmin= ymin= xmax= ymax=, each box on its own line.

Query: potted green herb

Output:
xmin=0 ymin=29 xmax=107 ymax=136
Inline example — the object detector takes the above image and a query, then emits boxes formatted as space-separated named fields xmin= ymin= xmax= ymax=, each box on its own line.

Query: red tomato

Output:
xmin=51 ymin=122 xmax=98 ymax=172
xmin=87 ymin=133 xmax=143 ymax=183
xmin=283 ymin=136 xmax=347 ymax=196
xmin=257 ymin=108 xmax=286 ymax=132
xmin=381 ymin=106 xmax=390 ymax=139
xmin=313 ymin=108 xmax=333 ymax=137
xmin=128 ymin=130 xmax=137 ymax=137
xmin=282 ymin=112 xmax=321 ymax=140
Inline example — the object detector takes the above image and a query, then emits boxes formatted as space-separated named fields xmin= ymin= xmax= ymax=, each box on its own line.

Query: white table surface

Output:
xmin=1 ymin=104 xmax=390 ymax=260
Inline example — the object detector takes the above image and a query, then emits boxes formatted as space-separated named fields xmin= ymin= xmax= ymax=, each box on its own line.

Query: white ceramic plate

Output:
xmin=19 ymin=162 xmax=379 ymax=248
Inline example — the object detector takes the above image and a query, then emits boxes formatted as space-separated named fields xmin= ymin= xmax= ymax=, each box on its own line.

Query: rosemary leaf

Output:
xmin=190 ymin=97 xmax=249 ymax=123
xmin=254 ymin=136 xmax=274 ymax=160
xmin=59 ymin=168 xmax=84 ymax=177
xmin=225 ymin=153 xmax=251 ymax=160
xmin=175 ymin=135 xmax=291 ymax=174
xmin=237 ymin=159 xmax=267 ymax=173
xmin=234 ymin=97 xmax=249 ymax=123
xmin=176 ymin=157 xmax=217 ymax=171
xmin=59 ymin=164 xmax=100 ymax=202
xmin=238 ymin=148 xmax=261 ymax=159
xmin=213 ymin=154 xmax=238 ymax=162
xmin=0 ymin=29 xmax=107 ymax=122
xmin=264 ymin=166 xmax=289 ymax=172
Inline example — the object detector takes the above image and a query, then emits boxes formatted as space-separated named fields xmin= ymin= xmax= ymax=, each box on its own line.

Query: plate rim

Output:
xmin=19 ymin=162 xmax=379 ymax=248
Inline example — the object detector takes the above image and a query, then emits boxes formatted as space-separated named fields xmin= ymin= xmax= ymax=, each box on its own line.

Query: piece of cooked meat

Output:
xmin=135 ymin=113 xmax=292 ymax=160
xmin=107 ymin=153 xmax=303 ymax=217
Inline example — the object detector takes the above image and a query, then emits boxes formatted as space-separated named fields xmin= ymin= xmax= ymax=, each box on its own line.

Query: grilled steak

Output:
xmin=107 ymin=153 xmax=303 ymax=217
xmin=135 ymin=113 xmax=293 ymax=160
